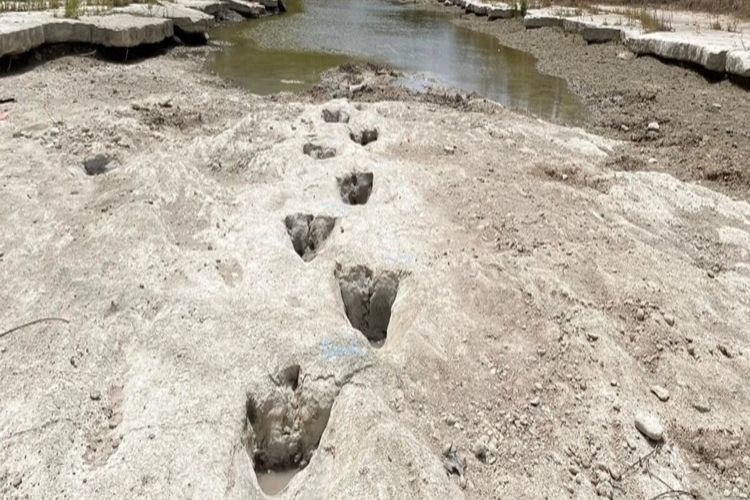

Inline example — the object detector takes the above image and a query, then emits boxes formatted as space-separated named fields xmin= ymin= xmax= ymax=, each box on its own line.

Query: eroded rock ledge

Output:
xmin=440 ymin=0 xmax=750 ymax=78
xmin=0 ymin=0 xmax=282 ymax=58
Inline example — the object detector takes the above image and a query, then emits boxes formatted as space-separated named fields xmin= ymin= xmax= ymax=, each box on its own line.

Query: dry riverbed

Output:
xmin=446 ymin=9 xmax=750 ymax=200
xmin=1 ymin=34 xmax=749 ymax=500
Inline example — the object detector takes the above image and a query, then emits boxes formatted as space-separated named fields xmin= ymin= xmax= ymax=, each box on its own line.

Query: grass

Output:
xmin=624 ymin=6 xmax=673 ymax=32
xmin=511 ymin=0 xmax=529 ymax=17
xmin=64 ymin=0 xmax=79 ymax=17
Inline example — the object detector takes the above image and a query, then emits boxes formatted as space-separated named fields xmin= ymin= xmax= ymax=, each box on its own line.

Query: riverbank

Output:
xmin=426 ymin=2 xmax=750 ymax=199
xmin=0 ymin=0 xmax=283 ymax=63
xmin=1 ymin=7 xmax=749 ymax=500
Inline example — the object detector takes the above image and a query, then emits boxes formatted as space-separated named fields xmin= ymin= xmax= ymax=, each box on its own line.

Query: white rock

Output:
xmin=487 ymin=3 xmax=513 ymax=20
xmin=172 ymin=0 xmax=224 ymax=14
xmin=634 ymin=413 xmax=664 ymax=441
xmin=0 ymin=12 xmax=174 ymax=57
xmin=647 ymin=122 xmax=660 ymax=132
xmin=224 ymin=0 xmax=265 ymax=17
xmin=626 ymin=31 xmax=735 ymax=73
xmin=726 ymin=49 xmax=750 ymax=77
xmin=650 ymin=385 xmax=670 ymax=402
xmin=111 ymin=3 xmax=214 ymax=34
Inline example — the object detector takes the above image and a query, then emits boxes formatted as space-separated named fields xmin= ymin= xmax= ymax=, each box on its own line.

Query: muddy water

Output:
xmin=211 ymin=0 xmax=586 ymax=122
xmin=256 ymin=469 xmax=300 ymax=495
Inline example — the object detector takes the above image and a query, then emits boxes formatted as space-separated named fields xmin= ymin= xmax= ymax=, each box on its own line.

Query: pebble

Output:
xmin=663 ymin=314 xmax=675 ymax=327
xmin=717 ymin=344 xmax=733 ymax=358
xmin=616 ymin=51 xmax=634 ymax=61
xmin=650 ymin=385 xmax=670 ymax=402
xmin=693 ymin=401 xmax=711 ymax=413
xmin=445 ymin=414 xmax=457 ymax=426
xmin=647 ymin=121 xmax=660 ymax=132
xmin=587 ymin=332 xmax=600 ymax=342
xmin=648 ymin=158 xmax=657 ymax=164
xmin=12 ymin=475 xmax=22 ymax=488
xmin=89 ymin=390 xmax=101 ymax=401
xmin=634 ymin=413 xmax=664 ymax=442
xmin=636 ymin=308 xmax=645 ymax=321
xmin=530 ymin=397 xmax=540 ymax=407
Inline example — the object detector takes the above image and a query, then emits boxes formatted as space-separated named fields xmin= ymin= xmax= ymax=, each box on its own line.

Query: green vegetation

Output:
xmin=624 ymin=6 xmax=673 ymax=32
xmin=511 ymin=0 xmax=528 ymax=17
xmin=63 ymin=0 xmax=78 ymax=17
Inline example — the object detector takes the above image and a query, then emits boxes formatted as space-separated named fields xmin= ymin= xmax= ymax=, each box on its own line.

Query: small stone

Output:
xmin=634 ymin=413 xmax=664 ymax=442
xmin=83 ymin=154 xmax=119 ymax=176
xmin=620 ymin=124 xmax=630 ymax=132
xmin=647 ymin=121 xmax=660 ymax=132
xmin=636 ymin=308 xmax=646 ymax=321
xmin=530 ymin=397 xmax=540 ymax=407
xmin=442 ymin=443 xmax=453 ymax=457
xmin=650 ymin=385 xmax=670 ymax=402
xmin=444 ymin=145 xmax=456 ymax=154
xmin=693 ymin=401 xmax=711 ymax=413
xmin=648 ymin=158 xmax=657 ymax=164
xmin=445 ymin=414 xmax=457 ymax=426
xmin=712 ymin=103 xmax=722 ymax=110
xmin=458 ymin=475 xmax=467 ymax=489
xmin=587 ymin=332 xmax=600 ymax=342
xmin=717 ymin=344 xmax=733 ymax=358
xmin=663 ymin=314 xmax=675 ymax=326
xmin=12 ymin=475 xmax=22 ymax=488
xmin=89 ymin=390 xmax=101 ymax=401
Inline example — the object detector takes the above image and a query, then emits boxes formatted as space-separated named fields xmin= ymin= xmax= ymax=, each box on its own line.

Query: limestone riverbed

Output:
xmin=1 ymin=2 xmax=750 ymax=500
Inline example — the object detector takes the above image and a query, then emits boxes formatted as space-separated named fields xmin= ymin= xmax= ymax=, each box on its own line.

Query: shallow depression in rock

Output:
xmin=245 ymin=366 xmax=335 ymax=494
xmin=337 ymin=172 xmax=373 ymax=205
xmin=284 ymin=213 xmax=336 ymax=261
xmin=335 ymin=264 xmax=400 ymax=347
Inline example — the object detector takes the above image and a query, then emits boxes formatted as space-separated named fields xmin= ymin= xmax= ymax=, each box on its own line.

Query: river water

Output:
xmin=211 ymin=0 xmax=586 ymax=123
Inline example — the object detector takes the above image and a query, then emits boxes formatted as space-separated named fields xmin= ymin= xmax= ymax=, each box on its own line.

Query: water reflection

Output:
xmin=211 ymin=0 xmax=587 ymax=124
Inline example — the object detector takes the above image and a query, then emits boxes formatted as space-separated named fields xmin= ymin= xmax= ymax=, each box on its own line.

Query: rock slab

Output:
xmin=112 ymin=3 xmax=213 ymax=34
xmin=0 ymin=11 xmax=174 ymax=57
